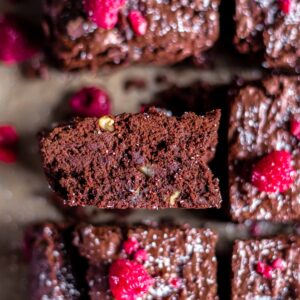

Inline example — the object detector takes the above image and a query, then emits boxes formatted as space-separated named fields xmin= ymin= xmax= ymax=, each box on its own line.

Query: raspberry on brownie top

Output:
xmin=232 ymin=236 xmax=300 ymax=300
xmin=73 ymin=224 xmax=218 ymax=300
xmin=228 ymin=76 xmax=300 ymax=222
xmin=39 ymin=108 xmax=221 ymax=209
xmin=234 ymin=0 xmax=300 ymax=69
xmin=42 ymin=0 xmax=220 ymax=71
xmin=26 ymin=223 xmax=218 ymax=300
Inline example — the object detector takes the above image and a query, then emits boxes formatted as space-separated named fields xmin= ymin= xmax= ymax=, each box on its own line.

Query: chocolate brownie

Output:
xmin=39 ymin=108 xmax=222 ymax=209
xmin=232 ymin=236 xmax=300 ymax=300
xmin=42 ymin=0 xmax=220 ymax=71
xmin=234 ymin=0 xmax=300 ymax=69
xmin=26 ymin=223 xmax=218 ymax=299
xmin=24 ymin=223 xmax=84 ymax=300
xmin=229 ymin=76 xmax=300 ymax=222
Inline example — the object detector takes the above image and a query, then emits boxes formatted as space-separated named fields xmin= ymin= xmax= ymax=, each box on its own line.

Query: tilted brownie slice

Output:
xmin=39 ymin=108 xmax=221 ymax=209
xmin=232 ymin=236 xmax=300 ymax=300
xmin=228 ymin=76 xmax=300 ymax=222
xmin=234 ymin=0 xmax=300 ymax=69
xmin=42 ymin=0 xmax=220 ymax=71
xmin=24 ymin=223 xmax=84 ymax=300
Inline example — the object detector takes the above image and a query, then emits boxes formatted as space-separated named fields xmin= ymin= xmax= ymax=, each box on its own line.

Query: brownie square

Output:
xmin=42 ymin=0 xmax=220 ymax=71
xmin=26 ymin=223 xmax=218 ymax=299
xmin=228 ymin=76 xmax=300 ymax=222
xmin=232 ymin=236 xmax=300 ymax=300
xmin=234 ymin=0 xmax=300 ymax=69
xmin=39 ymin=109 xmax=221 ymax=209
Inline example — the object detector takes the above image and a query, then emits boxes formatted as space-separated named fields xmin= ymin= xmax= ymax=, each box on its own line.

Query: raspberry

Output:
xmin=109 ymin=259 xmax=153 ymax=300
xmin=271 ymin=258 xmax=286 ymax=271
xmin=128 ymin=11 xmax=147 ymax=36
xmin=133 ymin=249 xmax=148 ymax=263
xmin=83 ymin=0 xmax=125 ymax=29
xmin=0 ymin=125 xmax=18 ymax=164
xmin=255 ymin=261 xmax=273 ymax=279
xmin=169 ymin=277 xmax=181 ymax=289
xmin=278 ymin=0 xmax=291 ymax=14
xmin=251 ymin=150 xmax=295 ymax=193
xmin=69 ymin=86 xmax=111 ymax=117
xmin=0 ymin=15 xmax=38 ymax=64
xmin=123 ymin=238 xmax=139 ymax=255
xmin=290 ymin=118 xmax=300 ymax=140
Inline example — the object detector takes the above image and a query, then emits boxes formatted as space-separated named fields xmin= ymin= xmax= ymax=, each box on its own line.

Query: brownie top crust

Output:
xmin=43 ymin=0 xmax=220 ymax=71
xmin=229 ymin=76 xmax=300 ymax=222
xmin=232 ymin=236 xmax=300 ymax=300
xmin=234 ymin=0 xmax=300 ymax=69
xmin=73 ymin=224 xmax=218 ymax=299
xmin=39 ymin=108 xmax=221 ymax=209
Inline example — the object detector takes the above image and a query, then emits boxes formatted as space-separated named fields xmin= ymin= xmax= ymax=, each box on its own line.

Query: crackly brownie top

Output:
xmin=73 ymin=224 xmax=218 ymax=299
xmin=43 ymin=0 xmax=220 ymax=70
xmin=232 ymin=236 xmax=300 ymax=300
xmin=39 ymin=108 xmax=221 ymax=209
xmin=229 ymin=76 xmax=300 ymax=222
xmin=25 ymin=223 xmax=82 ymax=300
xmin=234 ymin=0 xmax=300 ymax=69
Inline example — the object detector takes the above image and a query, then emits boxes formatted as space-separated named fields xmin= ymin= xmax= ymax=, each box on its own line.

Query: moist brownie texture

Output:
xmin=39 ymin=108 xmax=221 ymax=209
xmin=232 ymin=236 xmax=300 ymax=300
xmin=43 ymin=0 xmax=220 ymax=71
xmin=25 ymin=223 xmax=84 ymax=300
xmin=234 ymin=0 xmax=300 ymax=69
xmin=27 ymin=223 xmax=218 ymax=299
xmin=229 ymin=76 xmax=300 ymax=222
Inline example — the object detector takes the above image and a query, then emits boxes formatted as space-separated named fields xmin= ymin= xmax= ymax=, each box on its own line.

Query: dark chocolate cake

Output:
xmin=234 ymin=0 xmax=300 ymax=70
xmin=229 ymin=76 xmax=300 ymax=222
xmin=42 ymin=0 xmax=220 ymax=71
xmin=39 ymin=108 xmax=222 ymax=209
xmin=26 ymin=223 xmax=218 ymax=299
xmin=232 ymin=236 xmax=300 ymax=299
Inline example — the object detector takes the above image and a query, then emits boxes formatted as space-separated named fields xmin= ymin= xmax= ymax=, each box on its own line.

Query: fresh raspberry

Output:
xmin=133 ymin=249 xmax=148 ymax=263
xmin=69 ymin=86 xmax=111 ymax=118
xmin=278 ymin=0 xmax=291 ymax=14
xmin=290 ymin=118 xmax=300 ymax=140
xmin=128 ymin=11 xmax=147 ymax=36
xmin=272 ymin=258 xmax=286 ymax=271
xmin=123 ymin=238 xmax=139 ymax=255
xmin=109 ymin=259 xmax=153 ymax=300
xmin=251 ymin=150 xmax=295 ymax=193
xmin=256 ymin=261 xmax=273 ymax=279
xmin=0 ymin=15 xmax=38 ymax=64
xmin=83 ymin=0 xmax=125 ymax=29
xmin=0 ymin=125 xmax=18 ymax=164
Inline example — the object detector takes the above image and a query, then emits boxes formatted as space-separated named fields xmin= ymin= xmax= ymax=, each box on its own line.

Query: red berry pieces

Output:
xmin=169 ymin=277 xmax=181 ymax=289
xmin=83 ymin=0 xmax=125 ymax=29
xmin=0 ymin=15 xmax=38 ymax=64
xmin=290 ymin=118 xmax=300 ymax=140
xmin=128 ymin=11 xmax=147 ymax=36
xmin=109 ymin=259 xmax=153 ymax=300
xmin=278 ymin=0 xmax=291 ymax=14
xmin=272 ymin=258 xmax=286 ymax=271
xmin=255 ymin=261 xmax=273 ymax=279
xmin=123 ymin=237 xmax=139 ymax=255
xmin=0 ymin=125 xmax=18 ymax=164
xmin=133 ymin=249 xmax=148 ymax=263
xmin=69 ymin=86 xmax=111 ymax=117
xmin=251 ymin=150 xmax=295 ymax=193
